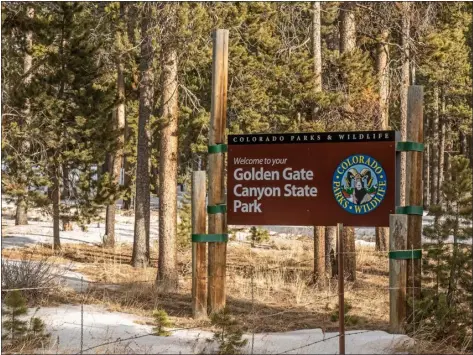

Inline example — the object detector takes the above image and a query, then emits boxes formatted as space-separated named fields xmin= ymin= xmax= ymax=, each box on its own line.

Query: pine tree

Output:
xmin=211 ymin=308 xmax=248 ymax=355
xmin=418 ymin=3 xmax=472 ymax=208
xmin=2 ymin=291 xmax=28 ymax=343
xmin=153 ymin=309 xmax=172 ymax=336
xmin=1 ymin=4 xmax=47 ymax=226
xmin=418 ymin=156 xmax=472 ymax=350
xmin=248 ymin=226 xmax=270 ymax=247
xmin=132 ymin=3 xmax=153 ymax=267
xmin=177 ymin=190 xmax=192 ymax=251
xmin=5 ymin=3 xmax=116 ymax=249
xmin=103 ymin=2 xmax=127 ymax=248
xmin=121 ymin=3 xmax=140 ymax=211
xmin=157 ymin=3 xmax=180 ymax=290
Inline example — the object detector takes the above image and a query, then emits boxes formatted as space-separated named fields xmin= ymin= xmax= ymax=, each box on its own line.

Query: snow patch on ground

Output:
xmin=355 ymin=240 xmax=375 ymax=247
xmin=31 ymin=305 xmax=413 ymax=354
xmin=1 ymin=215 xmax=159 ymax=249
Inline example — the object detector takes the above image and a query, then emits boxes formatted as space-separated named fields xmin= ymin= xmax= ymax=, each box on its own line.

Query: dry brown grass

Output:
xmin=2 ymin=237 xmax=392 ymax=334
xmin=1 ymin=336 xmax=51 ymax=355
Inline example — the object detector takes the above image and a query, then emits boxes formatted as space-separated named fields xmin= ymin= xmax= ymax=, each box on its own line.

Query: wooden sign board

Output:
xmin=227 ymin=131 xmax=397 ymax=227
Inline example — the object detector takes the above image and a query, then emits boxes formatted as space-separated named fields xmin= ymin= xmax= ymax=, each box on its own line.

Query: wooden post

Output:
xmin=208 ymin=29 xmax=229 ymax=314
xmin=313 ymin=226 xmax=325 ymax=285
xmin=406 ymin=86 xmax=423 ymax=313
xmin=192 ymin=171 xmax=207 ymax=319
xmin=389 ymin=214 xmax=408 ymax=333
xmin=337 ymin=223 xmax=345 ymax=355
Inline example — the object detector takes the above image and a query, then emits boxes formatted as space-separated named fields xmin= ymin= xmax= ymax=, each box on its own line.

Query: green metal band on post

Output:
xmin=208 ymin=144 xmax=227 ymax=154
xmin=191 ymin=234 xmax=228 ymax=243
xmin=389 ymin=249 xmax=422 ymax=260
xmin=396 ymin=141 xmax=424 ymax=152
xmin=207 ymin=204 xmax=227 ymax=214
xmin=396 ymin=206 xmax=423 ymax=215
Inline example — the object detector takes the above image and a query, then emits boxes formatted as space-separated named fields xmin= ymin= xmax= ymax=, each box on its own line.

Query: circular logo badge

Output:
xmin=332 ymin=154 xmax=387 ymax=215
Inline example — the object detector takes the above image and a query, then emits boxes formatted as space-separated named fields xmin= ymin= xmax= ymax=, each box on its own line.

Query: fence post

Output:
xmin=337 ymin=223 xmax=345 ymax=355
xmin=192 ymin=171 xmax=207 ymax=319
xmin=208 ymin=29 xmax=229 ymax=314
xmin=406 ymin=86 xmax=424 ymax=317
xmin=389 ymin=214 xmax=408 ymax=333
xmin=80 ymin=276 xmax=84 ymax=355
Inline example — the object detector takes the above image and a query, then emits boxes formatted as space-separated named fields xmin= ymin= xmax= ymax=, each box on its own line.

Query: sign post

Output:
xmin=192 ymin=171 xmax=207 ymax=319
xmin=401 ymin=85 xmax=424 ymax=325
xmin=207 ymin=29 xmax=229 ymax=314
xmin=389 ymin=214 xmax=407 ymax=333
xmin=337 ymin=223 xmax=345 ymax=355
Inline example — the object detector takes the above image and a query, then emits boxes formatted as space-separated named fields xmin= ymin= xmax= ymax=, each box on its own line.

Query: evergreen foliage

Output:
xmin=418 ymin=156 xmax=472 ymax=350
xmin=248 ymin=226 xmax=270 ymax=246
xmin=210 ymin=308 xmax=248 ymax=355
xmin=153 ymin=309 xmax=172 ymax=337
xmin=2 ymin=291 xmax=28 ymax=342
xmin=177 ymin=190 xmax=192 ymax=251
xmin=1 ymin=3 xmax=472 ymax=350
xmin=1 ymin=290 xmax=50 ymax=348
xmin=3 ymin=2 xmax=471 ymax=213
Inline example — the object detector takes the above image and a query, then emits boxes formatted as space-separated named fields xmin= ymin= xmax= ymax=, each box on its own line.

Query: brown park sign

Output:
xmin=227 ymin=131 xmax=397 ymax=227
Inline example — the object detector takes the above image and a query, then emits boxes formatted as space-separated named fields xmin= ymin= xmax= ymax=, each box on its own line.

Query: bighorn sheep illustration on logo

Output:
xmin=344 ymin=168 xmax=375 ymax=205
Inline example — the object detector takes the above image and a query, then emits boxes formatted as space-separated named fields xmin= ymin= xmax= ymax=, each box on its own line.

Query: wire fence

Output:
xmin=2 ymin=237 xmax=455 ymax=354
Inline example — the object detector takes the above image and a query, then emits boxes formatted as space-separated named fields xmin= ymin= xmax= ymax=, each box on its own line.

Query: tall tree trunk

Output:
xmin=459 ymin=131 xmax=468 ymax=157
xmin=375 ymin=28 xmax=390 ymax=251
xmin=132 ymin=5 xmax=153 ymax=268
xmin=61 ymin=164 xmax=71 ymax=234
xmin=122 ymin=119 xmax=133 ymax=210
xmin=325 ymin=226 xmax=337 ymax=277
xmin=105 ymin=17 xmax=126 ymax=248
xmin=469 ymin=135 xmax=473 ymax=168
xmin=339 ymin=2 xmax=356 ymax=281
xmin=339 ymin=3 xmax=356 ymax=53
xmin=313 ymin=226 xmax=325 ymax=284
xmin=152 ymin=165 xmax=159 ymax=195
xmin=52 ymin=164 xmax=61 ymax=250
xmin=343 ymin=227 xmax=356 ymax=281
xmin=311 ymin=1 xmax=326 ymax=278
xmin=15 ymin=6 xmax=34 ymax=226
xmin=122 ymin=3 xmax=136 ymax=211
xmin=15 ymin=196 xmax=28 ymax=225
xmin=430 ymin=86 xmax=439 ymax=205
xmin=438 ymin=90 xmax=446 ymax=205
xmin=376 ymin=29 xmax=389 ymax=130
xmin=399 ymin=2 xmax=410 ymax=207
xmin=62 ymin=164 xmax=70 ymax=200
xmin=157 ymin=47 xmax=179 ymax=291
xmin=311 ymin=1 xmax=322 ymax=120
xmin=423 ymin=105 xmax=430 ymax=210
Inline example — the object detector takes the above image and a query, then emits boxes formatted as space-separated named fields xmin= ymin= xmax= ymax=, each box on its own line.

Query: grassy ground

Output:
xmin=3 ymin=205 xmax=471 ymax=354
xmin=2 ymin=236 xmax=391 ymax=334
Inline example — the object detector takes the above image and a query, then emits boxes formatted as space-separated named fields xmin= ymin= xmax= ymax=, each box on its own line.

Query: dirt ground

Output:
xmin=2 ymin=234 xmax=391 ymax=334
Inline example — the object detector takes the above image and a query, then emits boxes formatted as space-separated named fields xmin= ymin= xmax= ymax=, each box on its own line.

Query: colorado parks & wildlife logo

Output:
xmin=332 ymin=154 xmax=387 ymax=214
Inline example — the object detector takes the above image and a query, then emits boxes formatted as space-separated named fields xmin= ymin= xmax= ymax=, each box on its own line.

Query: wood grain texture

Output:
xmin=192 ymin=171 xmax=207 ymax=319
xmin=389 ymin=214 xmax=408 ymax=333
xmin=337 ymin=223 xmax=345 ymax=355
xmin=406 ymin=85 xmax=423 ymax=312
xmin=208 ymin=29 xmax=229 ymax=314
